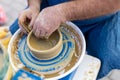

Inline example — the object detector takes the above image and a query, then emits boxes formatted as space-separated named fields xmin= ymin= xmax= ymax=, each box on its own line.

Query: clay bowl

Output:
xmin=27 ymin=29 xmax=63 ymax=60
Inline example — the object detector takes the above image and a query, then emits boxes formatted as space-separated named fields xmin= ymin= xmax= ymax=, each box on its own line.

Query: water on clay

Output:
xmin=11 ymin=24 xmax=83 ymax=79
xmin=29 ymin=30 xmax=59 ymax=50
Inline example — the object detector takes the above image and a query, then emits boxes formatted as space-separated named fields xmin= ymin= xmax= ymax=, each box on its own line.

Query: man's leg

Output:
xmin=86 ymin=11 xmax=120 ymax=79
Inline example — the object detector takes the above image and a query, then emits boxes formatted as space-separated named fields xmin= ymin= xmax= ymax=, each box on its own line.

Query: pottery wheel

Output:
xmin=17 ymin=27 xmax=75 ymax=74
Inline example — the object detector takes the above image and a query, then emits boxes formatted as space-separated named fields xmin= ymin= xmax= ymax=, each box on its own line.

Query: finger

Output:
xmin=38 ymin=30 xmax=42 ymax=38
xmin=18 ymin=13 xmax=26 ymax=24
xmin=26 ymin=13 xmax=32 ymax=20
xmin=44 ymin=32 xmax=49 ymax=39
xmin=29 ymin=15 xmax=37 ymax=28
xmin=20 ymin=27 xmax=27 ymax=34
xmin=33 ymin=18 xmax=40 ymax=34
xmin=45 ymin=32 xmax=51 ymax=38
xmin=33 ymin=23 xmax=37 ymax=35
xmin=45 ymin=29 xmax=55 ymax=38
xmin=40 ymin=30 xmax=46 ymax=38
xmin=18 ymin=23 xmax=27 ymax=34
xmin=35 ymin=27 xmax=41 ymax=38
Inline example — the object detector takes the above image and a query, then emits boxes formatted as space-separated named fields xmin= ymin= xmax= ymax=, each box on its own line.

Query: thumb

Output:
xmin=18 ymin=22 xmax=27 ymax=33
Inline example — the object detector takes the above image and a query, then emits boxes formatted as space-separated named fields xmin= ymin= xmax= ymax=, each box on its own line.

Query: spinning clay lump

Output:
xmin=29 ymin=31 xmax=59 ymax=50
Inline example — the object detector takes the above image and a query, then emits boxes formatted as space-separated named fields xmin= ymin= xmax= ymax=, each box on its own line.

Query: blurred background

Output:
xmin=0 ymin=0 xmax=27 ymax=26
xmin=0 ymin=1 xmax=26 ymax=79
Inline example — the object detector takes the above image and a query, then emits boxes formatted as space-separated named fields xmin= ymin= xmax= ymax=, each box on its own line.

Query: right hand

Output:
xmin=18 ymin=7 xmax=39 ymax=33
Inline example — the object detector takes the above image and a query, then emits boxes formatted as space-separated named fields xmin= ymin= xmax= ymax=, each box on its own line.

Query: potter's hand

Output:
xmin=18 ymin=7 xmax=39 ymax=33
xmin=33 ymin=6 xmax=66 ymax=38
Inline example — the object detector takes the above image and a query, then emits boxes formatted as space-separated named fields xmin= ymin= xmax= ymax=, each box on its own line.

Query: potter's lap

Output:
xmin=85 ymin=11 xmax=120 ymax=79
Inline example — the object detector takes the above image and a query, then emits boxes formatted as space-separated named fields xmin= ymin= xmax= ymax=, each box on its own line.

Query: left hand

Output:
xmin=33 ymin=6 xmax=66 ymax=38
xmin=18 ymin=7 xmax=39 ymax=33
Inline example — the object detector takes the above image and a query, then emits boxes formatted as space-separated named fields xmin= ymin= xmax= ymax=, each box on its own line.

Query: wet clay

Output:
xmin=11 ymin=24 xmax=82 ymax=79
xmin=29 ymin=31 xmax=59 ymax=50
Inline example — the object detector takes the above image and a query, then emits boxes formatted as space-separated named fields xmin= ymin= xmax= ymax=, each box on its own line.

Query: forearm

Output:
xmin=28 ymin=0 xmax=42 ymax=10
xmin=56 ymin=0 xmax=120 ymax=21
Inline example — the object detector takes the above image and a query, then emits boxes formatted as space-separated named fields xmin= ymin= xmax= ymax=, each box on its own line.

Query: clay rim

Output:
xmin=27 ymin=29 xmax=63 ymax=54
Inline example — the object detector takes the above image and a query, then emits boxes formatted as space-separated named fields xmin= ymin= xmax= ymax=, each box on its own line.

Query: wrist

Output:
xmin=53 ymin=5 xmax=69 ymax=23
xmin=54 ymin=3 xmax=75 ymax=22
xmin=54 ymin=1 xmax=80 ymax=21
xmin=28 ymin=0 xmax=41 ymax=11
xmin=29 ymin=6 xmax=40 ymax=12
